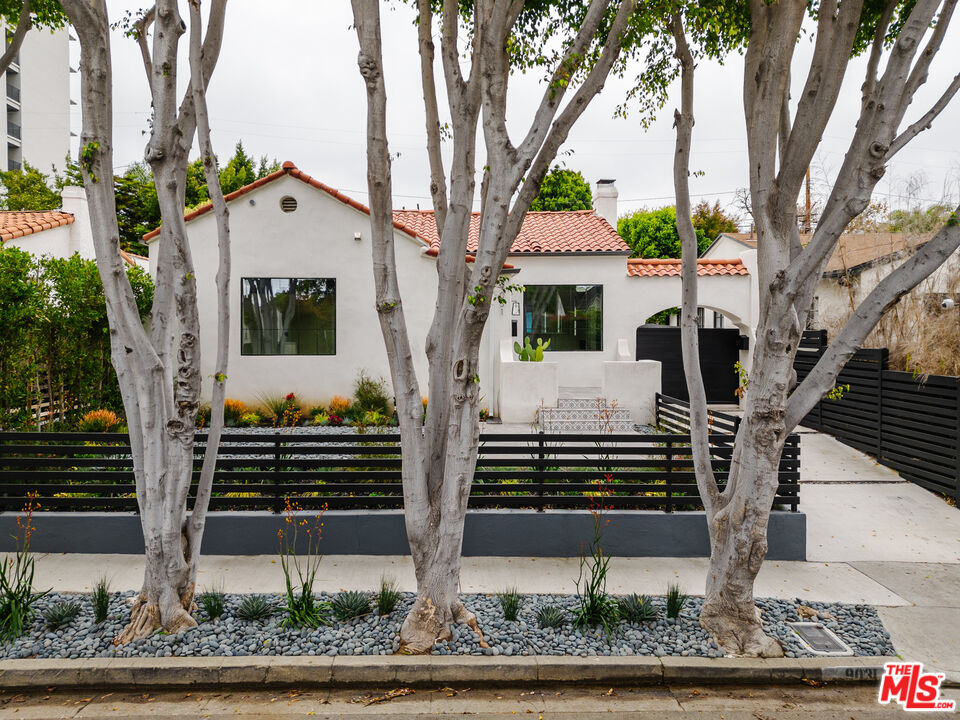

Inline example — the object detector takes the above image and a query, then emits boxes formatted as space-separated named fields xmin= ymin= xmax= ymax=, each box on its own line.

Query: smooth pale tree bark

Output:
xmin=353 ymin=0 xmax=637 ymax=652
xmin=63 ymin=0 xmax=231 ymax=642
xmin=672 ymin=0 xmax=960 ymax=656
xmin=0 ymin=0 xmax=33 ymax=77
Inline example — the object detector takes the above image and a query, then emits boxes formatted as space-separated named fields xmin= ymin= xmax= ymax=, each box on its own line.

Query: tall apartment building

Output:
xmin=3 ymin=26 xmax=72 ymax=174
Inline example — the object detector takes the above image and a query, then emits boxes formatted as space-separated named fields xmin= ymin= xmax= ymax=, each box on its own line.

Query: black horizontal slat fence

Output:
xmin=795 ymin=329 xmax=959 ymax=500
xmin=654 ymin=393 xmax=801 ymax=513
xmin=0 ymin=428 xmax=800 ymax=513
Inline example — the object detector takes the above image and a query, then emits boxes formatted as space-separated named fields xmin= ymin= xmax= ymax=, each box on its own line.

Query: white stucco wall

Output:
xmin=3 ymin=223 xmax=74 ymax=257
xmin=701 ymin=235 xmax=754 ymax=260
xmin=148 ymin=175 xmax=439 ymax=408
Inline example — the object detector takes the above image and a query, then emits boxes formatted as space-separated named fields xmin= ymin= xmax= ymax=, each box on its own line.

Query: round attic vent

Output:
xmin=280 ymin=195 xmax=298 ymax=213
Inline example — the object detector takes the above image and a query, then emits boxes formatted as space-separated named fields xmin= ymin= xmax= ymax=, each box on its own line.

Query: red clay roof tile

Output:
xmin=0 ymin=211 xmax=75 ymax=242
xmin=627 ymin=258 xmax=749 ymax=277
xmin=391 ymin=209 xmax=630 ymax=255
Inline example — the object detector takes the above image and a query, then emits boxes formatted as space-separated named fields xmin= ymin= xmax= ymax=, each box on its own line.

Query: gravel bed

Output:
xmin=0 ymin=592 xmax=894 ymax=660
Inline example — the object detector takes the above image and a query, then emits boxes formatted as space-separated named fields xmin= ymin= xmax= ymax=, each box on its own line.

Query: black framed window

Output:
xmin=240 ymin=277 xmax=336 ymax=355
xmin=523 ymin=284 xmax=603 ymax=351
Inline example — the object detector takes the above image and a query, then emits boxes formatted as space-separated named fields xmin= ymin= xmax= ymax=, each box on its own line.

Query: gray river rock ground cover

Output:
xmin=0 ymin=591 xmax=894 ymax=660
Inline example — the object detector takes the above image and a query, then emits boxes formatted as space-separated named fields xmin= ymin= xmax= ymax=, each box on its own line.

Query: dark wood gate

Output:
xmin=636 ymin=325 xmax=741 ymax=402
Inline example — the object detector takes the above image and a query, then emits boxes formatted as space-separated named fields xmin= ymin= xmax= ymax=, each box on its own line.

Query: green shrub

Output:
xmin=92 ymin=576 xmax=110 ymax=624
xmin=617 ymin=593 xmax=657 ymax=623
xmin=43 ymin=601 xmax=81 ymax=630
xmin=199 ymin=586 xmax=226 ymax=620
xmin=237 ymin=412 xmax=262 ymax=427
xmin=665 ymin=584 xmax=688 ymax=619
xmin=536 ymin=605 xmax=566 ymax=629
xmin=376 ymin=576 xmax=402 ymax=615
xmin=352 ymin=371 xmax=391 ymax=415
xmin=331 ymin=591 xmax=372 ymax=621
xmin=236 ymin=595 xmax=275 ymax=623
xmin=498 ymin=588 xmax=523 ymax=621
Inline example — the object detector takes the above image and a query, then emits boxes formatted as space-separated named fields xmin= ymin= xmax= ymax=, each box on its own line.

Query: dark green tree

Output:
xmin=617 ymin=206 xmax=710 ymax=258
xmin=692 ymin=199 xmax=739 ymax=241
xmin=530 ymin=165 xmax=592 ymax=211
xmin=0 ymin=162 xmax=61 ymax=211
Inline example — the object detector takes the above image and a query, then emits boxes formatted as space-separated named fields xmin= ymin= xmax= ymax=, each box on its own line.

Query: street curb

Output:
xmin=0 ymin=655 xmax=897 ymax=690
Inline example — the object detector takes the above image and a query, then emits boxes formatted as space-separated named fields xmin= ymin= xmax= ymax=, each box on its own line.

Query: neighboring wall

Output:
xmin=4 ymin=27 xmax=71 ymax=173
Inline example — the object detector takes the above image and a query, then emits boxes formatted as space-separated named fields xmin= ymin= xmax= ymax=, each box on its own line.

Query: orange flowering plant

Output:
xmin=277 ymin=496 xmax=330 ymax=628
xmin=572 ymin=475 xmax=619 ymax=637
xmin=0 ymin=494 xmax=49 ymax=641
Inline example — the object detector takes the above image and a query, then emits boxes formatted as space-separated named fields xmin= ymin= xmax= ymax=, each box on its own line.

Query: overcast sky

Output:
xmin=70 ymin=2 xmax=960 ymax=223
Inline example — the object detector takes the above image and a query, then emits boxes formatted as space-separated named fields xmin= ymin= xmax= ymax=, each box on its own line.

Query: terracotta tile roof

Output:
xmin=120 ymin=249 xmax=148 ymax=268
xmin=627 ymin=258 xmax=749 ymax=277
xmin=716 ymin=231 xmax=934 ymax=275
xmin=391 ymin=209 xmax=631 ymax=255
xmin=0 ymin=211 xmax=75 ymax=241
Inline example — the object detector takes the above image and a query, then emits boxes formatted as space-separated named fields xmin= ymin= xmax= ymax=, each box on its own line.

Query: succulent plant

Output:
xmin=330 ymin=591 xmax=372 ymax=621
xmin=536 ymin=605 xmax=566 ymax=629
xmin=666 ymin=584 xmax=688 ymax=619
xmin=199 ymin=587 xmax=226 ymax=621
xmin=92 ymin=576 xmax=110 ymax=624
xmin=43 ymin=601 xmax=81 ymax=630
xmin=513 ymin=336 xmax=550 ymax=361
xmin=617 ymin=593 xmax=658 ymax=623
xmin=498 ymin=588 xmax=523 ymax=621
xmin=236 ymin=595 xmax=275 ymax=623
xmin=376 ymin=577 xmax=402 ymax=616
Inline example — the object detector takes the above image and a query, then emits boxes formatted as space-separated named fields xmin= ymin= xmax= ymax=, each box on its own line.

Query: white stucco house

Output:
xmin=0 ymin=186 xmax=148 ymax=269
xmin=146 ymin=162 xmax=757 ymax=422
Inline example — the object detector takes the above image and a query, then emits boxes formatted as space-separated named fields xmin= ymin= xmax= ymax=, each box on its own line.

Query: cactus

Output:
xmin=513 ymin=337 xmax=551 ymax=361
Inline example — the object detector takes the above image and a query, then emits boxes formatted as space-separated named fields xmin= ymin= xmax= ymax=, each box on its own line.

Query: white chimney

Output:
xmin=59 ymin=185 xmax=95 ymax=260
xmin=593 ymin=178 xmax=618 ymax=229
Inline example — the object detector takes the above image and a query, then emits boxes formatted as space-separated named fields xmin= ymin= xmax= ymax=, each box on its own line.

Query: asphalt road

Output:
xmin=2 ymin=683 xmax=958 ymax=719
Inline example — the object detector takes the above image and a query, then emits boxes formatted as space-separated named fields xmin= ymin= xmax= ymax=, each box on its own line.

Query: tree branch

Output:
xmin=352 ymin=0 xmax=427 ymax=511
xmin=0 ymin=0 xmax=32 ymax=77
xmin=897 ymin=0 xmax=958 ymax=120
xmin=416 ymin=0 xmax=449 ymax=229
xmin=133 ymin=5 xmax=156 ymax=93
xmin=861 ymin=0 xmax=897 ymax=105
xmin=888 ymin=70 xmax=960 ymax=157
xmin=669 ymin=11 xmax=720 ymax=516
xmin=785 ymin=208 xmax=960 ymax=430
xmin=185 ymin=0 xmax=230 ymax=557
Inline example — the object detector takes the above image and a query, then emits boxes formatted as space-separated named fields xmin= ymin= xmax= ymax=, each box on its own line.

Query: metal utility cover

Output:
xmin=787 ymin=621 xmax=853 ymax=656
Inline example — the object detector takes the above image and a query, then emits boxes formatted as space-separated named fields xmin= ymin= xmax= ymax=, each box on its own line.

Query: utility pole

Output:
xmin=804 ymin=167 xmax=812 ymax=233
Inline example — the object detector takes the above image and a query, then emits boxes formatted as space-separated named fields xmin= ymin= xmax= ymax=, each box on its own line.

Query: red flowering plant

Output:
xmin=572 ymin=475 xmax=619 ymax=637
xmin=277 ymin=496 xmax=330 ymax=628
xmin=0 ymin=494 xmax=49 ymax=641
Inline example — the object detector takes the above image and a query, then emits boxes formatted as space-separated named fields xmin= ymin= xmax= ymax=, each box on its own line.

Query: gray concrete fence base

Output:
xmin=0 ymin=510 xmax=806 ymax=560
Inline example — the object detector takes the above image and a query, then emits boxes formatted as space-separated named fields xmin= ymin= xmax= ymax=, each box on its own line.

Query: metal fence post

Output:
xmin=274 ymin=432 xmax=283 ymax=513
xmin=537 ymin=431 xmax=545 ymax=511
xmin=664 ymin=440 xmax=673 ymax=513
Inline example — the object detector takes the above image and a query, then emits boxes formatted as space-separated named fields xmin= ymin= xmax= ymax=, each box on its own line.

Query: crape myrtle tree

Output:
xmin=62 ymin=0 xmax=232 ymax=642
xmin=351 ymin=0 xmax=685 ymax=652
xmin=669 ymin=0 xmax=960 ymax=655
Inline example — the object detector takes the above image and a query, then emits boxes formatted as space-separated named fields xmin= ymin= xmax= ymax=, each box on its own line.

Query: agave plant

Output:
xmin=236 ymin=595 xmax=275 ymax=623
xmin=43 ymin=601 xmax=81 ymax=630
xmin=536 ymin=605 xmax=566 ymax=629
xmin=331 ymin=591 xmax=372 ymax=621
xmin=617 ymin=593 xmax=657 ymax=623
